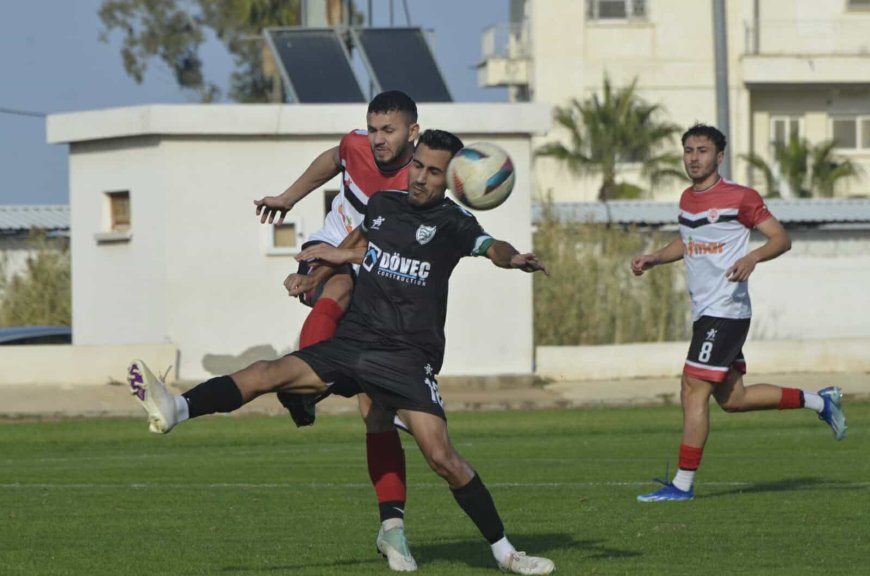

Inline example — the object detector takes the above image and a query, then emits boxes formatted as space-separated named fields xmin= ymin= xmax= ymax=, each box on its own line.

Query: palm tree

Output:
xmin=741 ymin=135 xmax=858 ymax=198
xmin=810 ymin=141 xmax=860 ymax=198
xmin=536 ymin=77 xmax=684 ymax=201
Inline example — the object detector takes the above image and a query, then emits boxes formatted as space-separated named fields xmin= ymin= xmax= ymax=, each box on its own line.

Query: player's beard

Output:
xmin=375 ymin=143 xmax=413 ymax=173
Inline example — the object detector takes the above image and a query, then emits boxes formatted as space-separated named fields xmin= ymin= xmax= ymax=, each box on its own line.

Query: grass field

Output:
xmin=2 ymin=403 xmax=868 ymax=576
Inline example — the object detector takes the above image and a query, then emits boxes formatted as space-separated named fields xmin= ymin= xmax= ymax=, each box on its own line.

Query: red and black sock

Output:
xmin=778 ymin=388 xmax=804 ymax=410
xmin=367 ymin=430 xmax=407 ymax=522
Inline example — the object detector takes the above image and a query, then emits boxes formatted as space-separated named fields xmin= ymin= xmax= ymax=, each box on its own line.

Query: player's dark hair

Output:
xmin=682 ymin=123 xmax=727 ymax=152
xmin=417 ymin=129 xmax=464 ymax=157
xmin=368 ymin=90 xmax=418 ymax=123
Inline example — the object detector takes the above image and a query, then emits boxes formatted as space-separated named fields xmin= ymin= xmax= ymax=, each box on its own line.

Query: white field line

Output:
xmin=2 ymin=481 xmax=869 ymax=490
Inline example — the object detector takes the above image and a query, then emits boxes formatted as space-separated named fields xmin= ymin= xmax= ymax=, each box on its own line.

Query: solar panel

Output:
xmin=263 ymin=28 xmax=366 ymax=103
xmin=351 ymin=28 xmax=453 ymax=103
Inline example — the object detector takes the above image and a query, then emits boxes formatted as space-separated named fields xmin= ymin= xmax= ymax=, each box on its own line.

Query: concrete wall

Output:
xmin=48 ymin=103 xmax=550 ymax=381
xmin=537 ymin=338 xmax=870 ymax=382
xmin=748 ymin=229 xmax=870 ymax=340
xmin=0 ymin=343 xmax=176 ymax=386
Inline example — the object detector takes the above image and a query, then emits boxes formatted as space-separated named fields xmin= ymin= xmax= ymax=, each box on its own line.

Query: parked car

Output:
xmin=0 ymin=326 xmax=72 ymax=345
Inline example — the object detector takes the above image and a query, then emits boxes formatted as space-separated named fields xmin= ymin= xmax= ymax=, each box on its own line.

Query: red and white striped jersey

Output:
xmin=678 ymin=178 xmax=772 ymax=321
xmin=309 ymin=130 xmax=410 ymax=246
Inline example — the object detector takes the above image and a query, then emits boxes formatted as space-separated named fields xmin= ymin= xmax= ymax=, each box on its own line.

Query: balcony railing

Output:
xmin=480 ymin=22 xmax=530 ymax=60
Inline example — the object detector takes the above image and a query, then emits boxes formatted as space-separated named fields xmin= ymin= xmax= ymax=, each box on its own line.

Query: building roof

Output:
xmin=47 ymin=103 xmax=551 ymax=144
xmin=532 ymin=199 xmax=870 ymax=226
xmin=0 ymin=205 xmax=70 ymax=232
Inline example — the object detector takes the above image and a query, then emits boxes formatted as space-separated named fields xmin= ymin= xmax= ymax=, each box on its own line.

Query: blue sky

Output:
xmin=0 ymin=0 xmax=508 ymax=205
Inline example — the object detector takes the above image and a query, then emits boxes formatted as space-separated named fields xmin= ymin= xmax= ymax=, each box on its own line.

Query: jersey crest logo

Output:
xmin=708 ymin=208 xmax=720 ymax=223
xmin=416 ymin=225 xmax=437 ymax=245
xmin=371 ymin=215 xmax=385 ymax=230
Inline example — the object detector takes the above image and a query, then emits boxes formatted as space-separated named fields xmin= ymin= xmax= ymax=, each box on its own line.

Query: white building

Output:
xmin=479 ymin=0 xmax=870 ymax=201
xmin=47 ymin=103 xmax=550 ymax=381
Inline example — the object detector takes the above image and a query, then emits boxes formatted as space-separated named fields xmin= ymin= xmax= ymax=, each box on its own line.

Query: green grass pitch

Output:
xmin=1 ymin=403 xmax=868 ymax=575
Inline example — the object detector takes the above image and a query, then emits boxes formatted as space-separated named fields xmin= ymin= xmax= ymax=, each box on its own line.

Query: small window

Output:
xmin=273 ymin=222 xmax=299 ymax=249
xmin=108 ymin=191 xmax=131 ymax=231
xmin=771 ymin=116 xmax=802 ymax=146
xmin=587 ymin=0 xmax=646 ymax=20
xmin=95 ymin=190 xmax=133 ymax=244
xmin=264 ymin=217 xmax=304 ymax=256
xmin=862 ymin=119 xmax=870 ymax=149
xmin=832 ymin=118 xmax=858 ymax=149
xmin=324 ymin=189 xmax=339 ymax=217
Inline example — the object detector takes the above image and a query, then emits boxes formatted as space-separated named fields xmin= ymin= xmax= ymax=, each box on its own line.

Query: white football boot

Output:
xmin=127 ymin=359 xmax=177 ymax=434
xmin=376 ymin=525 xmax=417 ymax=572
xmin=498 ymin=551 xmax=555 ymax=575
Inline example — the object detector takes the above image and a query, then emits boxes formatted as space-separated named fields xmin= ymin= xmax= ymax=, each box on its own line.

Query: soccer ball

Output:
xmin=447 ymin=142 xmax=515 ymax=210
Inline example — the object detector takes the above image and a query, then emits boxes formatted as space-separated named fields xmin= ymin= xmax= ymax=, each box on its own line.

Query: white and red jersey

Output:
xmin=678 ymin=178 xmax=773 ymax=321
xmin=308 ymin=130 xmax=410 ymax=246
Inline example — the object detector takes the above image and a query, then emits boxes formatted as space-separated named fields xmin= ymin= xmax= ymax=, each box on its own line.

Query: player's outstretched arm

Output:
xmin=726 ymin=217 xmax=791 ymax=282
xmin=631 ymin=236 xmax=684 ymax=276
xmin=485 ymin=240 xmax=550 ymax=275
xmin=285 ymin=226 xmax=369 ymax=298
xmin=255 ymin=146 xmax=341 ymax=224
xmin=295 ymin=227 xmax=368 ymax=266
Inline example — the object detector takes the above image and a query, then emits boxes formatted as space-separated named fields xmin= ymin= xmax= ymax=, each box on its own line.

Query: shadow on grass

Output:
xmin=220 ymin=557 xmax=384 ymax=573
xmin=702 ymin=476 xmax=866 ymax=498
xmin=412 ymin=533 xmax=641 ymax=569
xmin=219 ymin=533 xmax=641 ymax=572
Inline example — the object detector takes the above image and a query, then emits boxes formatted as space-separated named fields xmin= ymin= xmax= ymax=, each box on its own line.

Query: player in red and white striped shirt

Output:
xmin=631 ymin=124 xmax=847 ymax=502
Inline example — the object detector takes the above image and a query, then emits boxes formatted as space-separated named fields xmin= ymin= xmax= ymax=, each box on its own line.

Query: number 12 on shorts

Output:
xmin=425 ymin=377 xmax=444 ymax=407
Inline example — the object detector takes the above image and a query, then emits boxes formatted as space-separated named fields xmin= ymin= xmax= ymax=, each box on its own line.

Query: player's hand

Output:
xmin=726 ymin=255 xmax=757 ymax=282
xmin=510 ymin=253 xmax=549 ymax=275
xmin=254 ymin=195 xmax=295 ymax=224
xmin=295 ymin=243 xmax=351 ymax=266
xmin=631 ymin=254 xmax=657 ymax=276
xmin=284 ymin=273 xmax=316 ymax=298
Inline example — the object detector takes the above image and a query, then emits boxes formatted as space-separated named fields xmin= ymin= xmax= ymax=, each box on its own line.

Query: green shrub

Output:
xmin=533 ymin=205 xmax=689 ymax=345
xmin=0 ymin=230 xmax=71 ymax=327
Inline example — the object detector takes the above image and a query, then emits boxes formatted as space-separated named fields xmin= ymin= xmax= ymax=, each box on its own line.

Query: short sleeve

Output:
xmin=454 ymin=206 xmax=494 ymax=257
xmin=737 ymin=187 xmax=773 ymax=228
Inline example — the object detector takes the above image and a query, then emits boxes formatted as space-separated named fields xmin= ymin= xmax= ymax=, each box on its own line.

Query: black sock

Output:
xmin=378 ymin=500 xmax=406 ymax=522
xmin=182 ymin=375 xmax=244 ymax=418
xmin=451 ymin=473 xmax=505 ymax=544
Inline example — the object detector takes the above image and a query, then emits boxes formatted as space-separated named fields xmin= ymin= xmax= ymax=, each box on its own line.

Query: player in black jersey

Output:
xmin=128 ymin=130 xmax=554 ymax=574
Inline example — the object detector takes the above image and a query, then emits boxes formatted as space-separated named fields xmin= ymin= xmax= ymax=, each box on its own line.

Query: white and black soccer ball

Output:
xmin=447 ymin=142 xmax=515 ymax=211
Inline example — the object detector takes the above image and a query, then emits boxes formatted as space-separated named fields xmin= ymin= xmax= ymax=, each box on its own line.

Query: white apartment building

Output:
xmin=479 ymin=0 xmax=870 ymax=201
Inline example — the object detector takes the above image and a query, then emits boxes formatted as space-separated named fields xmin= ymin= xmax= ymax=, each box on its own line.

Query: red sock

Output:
xmin=778 ymin=388 xmax=803 ymax=410
xmin=678 ymin=443 xmax=704 ymax=471
xmin=299 ymin=298 xmax=344 ymax=348
xmin=367 ymin=430 xmax=407 ymax=521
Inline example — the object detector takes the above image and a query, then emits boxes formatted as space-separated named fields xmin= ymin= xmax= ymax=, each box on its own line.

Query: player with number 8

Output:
xmin=630 ymin=124 xmax=847 ymax=502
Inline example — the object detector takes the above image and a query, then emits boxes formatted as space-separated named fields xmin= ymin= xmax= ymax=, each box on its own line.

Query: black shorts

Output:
xmin=296 ymin=240 xmax=353 ymax=307
xmin=684 ymin=315 xmax=750 ymax=383
xmin=291 ymin=336 xmax=446 ymax=419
